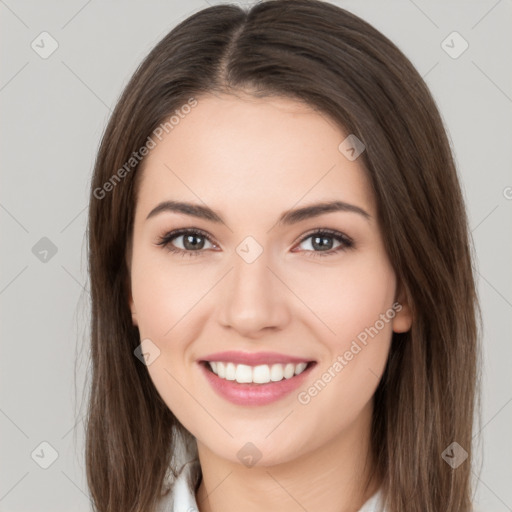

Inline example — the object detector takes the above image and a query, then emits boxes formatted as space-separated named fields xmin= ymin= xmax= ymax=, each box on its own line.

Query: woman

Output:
xmin=85 ymin=1 xmax=481 ymax=511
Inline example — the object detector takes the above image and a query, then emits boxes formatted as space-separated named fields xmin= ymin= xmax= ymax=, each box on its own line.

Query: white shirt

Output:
xmin=157 ymin=433 xmax=386 ymax=512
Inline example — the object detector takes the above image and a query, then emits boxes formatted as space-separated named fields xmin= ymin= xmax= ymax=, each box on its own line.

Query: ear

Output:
xmin=125 ymin=241 xmax=138 ymax=327
xmin=128 ymin=289 xmax=138 ymax=327
xmin=392 ymin=280 xmax=413 ymax=333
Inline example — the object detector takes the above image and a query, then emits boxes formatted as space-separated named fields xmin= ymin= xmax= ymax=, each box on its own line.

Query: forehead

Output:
xmin=135 ymin=93 xmax=375 ymax=221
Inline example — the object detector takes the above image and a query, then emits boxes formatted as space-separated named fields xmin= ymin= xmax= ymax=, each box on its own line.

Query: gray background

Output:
xmin=1 ymin=0 xmax=511 ymax=510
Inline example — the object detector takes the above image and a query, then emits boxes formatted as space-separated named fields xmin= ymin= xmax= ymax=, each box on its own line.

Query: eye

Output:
xmin=293 ymin=229 xmax=354 ymax=258
xmin=156 ymin=228 xmax=217 ymax=258
xmin=156 ymin=227 xmax=354 ymax=258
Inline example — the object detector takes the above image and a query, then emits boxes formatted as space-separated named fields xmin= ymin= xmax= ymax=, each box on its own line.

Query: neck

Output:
xmin=195 ymin=400 xmax=380 ymax=512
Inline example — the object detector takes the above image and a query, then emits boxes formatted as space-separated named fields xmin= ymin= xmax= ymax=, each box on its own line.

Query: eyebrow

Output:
xmin=145 ymin=200 xmax=371 ymax=225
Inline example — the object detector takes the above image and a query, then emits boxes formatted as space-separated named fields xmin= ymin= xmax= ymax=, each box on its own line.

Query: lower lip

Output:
xmin=199 ymin=362 xmax=316 ymax=406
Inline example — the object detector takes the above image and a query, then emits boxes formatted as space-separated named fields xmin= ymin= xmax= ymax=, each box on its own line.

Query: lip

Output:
xmin=199 ymin=350 xmax=314 ymax=366
xmin=198 ymin=360 xmax=317 ymax=406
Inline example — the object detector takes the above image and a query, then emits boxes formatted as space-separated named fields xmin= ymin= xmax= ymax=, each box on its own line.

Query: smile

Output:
xmin=198 ymin=350 xmax=317 ymax=405
xmin=206 ymin=361 xmax=310 ymax=384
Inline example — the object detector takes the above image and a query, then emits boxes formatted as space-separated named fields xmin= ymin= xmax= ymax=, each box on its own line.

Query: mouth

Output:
xmin=200 ymin=360 xmax=317 ymax=385
xmin=197 ymin=350 xmax=317 ymax=405
xmin=198 ymin=358 xmax=317 ymax=406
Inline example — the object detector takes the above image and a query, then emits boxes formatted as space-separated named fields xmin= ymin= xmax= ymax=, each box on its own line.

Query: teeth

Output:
xmin=207 ymin=361 xmax=309 ymax=384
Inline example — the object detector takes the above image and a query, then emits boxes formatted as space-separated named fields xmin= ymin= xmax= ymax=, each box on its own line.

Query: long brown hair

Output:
xmin=85 ymin=1 xmax=482 ymax=510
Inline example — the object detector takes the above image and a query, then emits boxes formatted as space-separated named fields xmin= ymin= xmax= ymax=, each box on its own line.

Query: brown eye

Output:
xmin=156 ymin=228 xmax=216 ymax=257
xmin=294 ymin=229 xmax=354 ymax=258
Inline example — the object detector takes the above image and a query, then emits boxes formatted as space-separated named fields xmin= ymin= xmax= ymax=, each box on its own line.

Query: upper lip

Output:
xmin=199 ymin=351 xmax=315 ymax=366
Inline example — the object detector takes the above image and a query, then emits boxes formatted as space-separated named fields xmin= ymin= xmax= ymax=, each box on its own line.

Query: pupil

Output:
xmin=184 ymin=234 xmax=204 ymax=250
xmin=313 ymin=235 xmax=332 ymax=251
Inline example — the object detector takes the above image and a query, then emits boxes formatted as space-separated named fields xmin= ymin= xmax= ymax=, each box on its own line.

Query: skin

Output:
xmin=128 ymin=92 xmax=412 ymax=512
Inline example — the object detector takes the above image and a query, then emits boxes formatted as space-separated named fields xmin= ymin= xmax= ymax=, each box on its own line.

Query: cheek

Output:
xmin=130 ymin=247 xmax=208 ymax=341
xmin=335 ymin=264 xmax=396 ymax=348
xmin=291 ymin=250 xmax=397 ymax=346
xmin=130 ymin=249 xmax=209 ymax=426
xmin=293 ymin=252 xmax=395 ymax=412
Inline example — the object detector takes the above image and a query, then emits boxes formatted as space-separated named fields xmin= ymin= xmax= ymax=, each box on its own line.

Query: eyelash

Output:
xmin=156 ymin=228 xmax=354 ymax=259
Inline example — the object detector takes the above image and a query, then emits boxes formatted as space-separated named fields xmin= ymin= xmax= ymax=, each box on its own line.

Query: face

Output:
xmin=128 ymin=92 xmax=412 ymax=466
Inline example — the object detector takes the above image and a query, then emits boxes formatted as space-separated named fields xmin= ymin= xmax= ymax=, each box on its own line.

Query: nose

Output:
xmin=216 ymin=246 xmax=291 ymax=338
